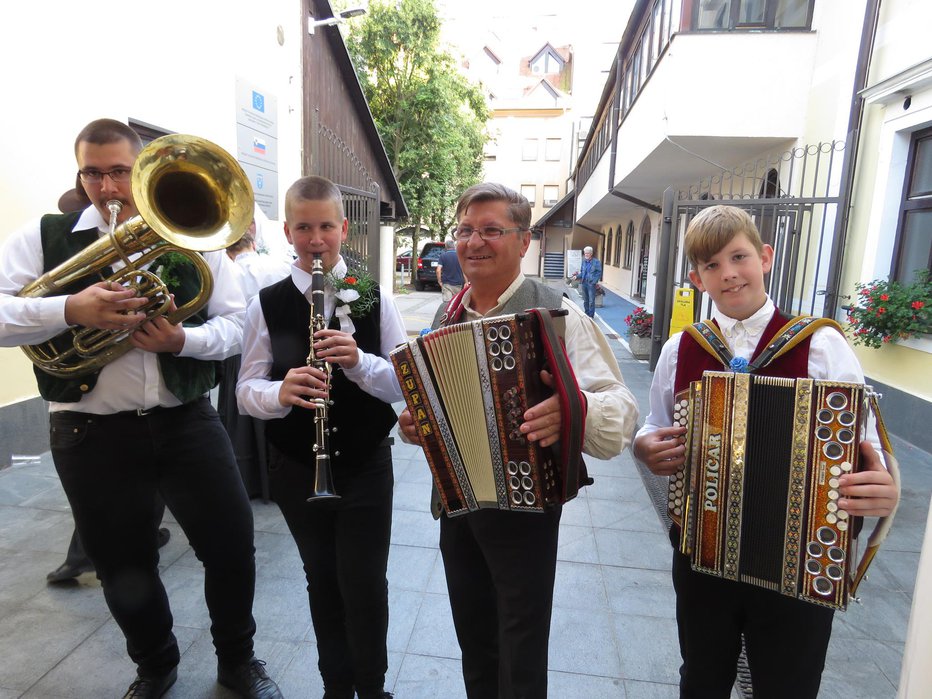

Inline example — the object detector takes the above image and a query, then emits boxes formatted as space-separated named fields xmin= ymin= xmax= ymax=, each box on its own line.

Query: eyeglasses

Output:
xmin=77 ymin=167 xmax=133 ymax=184
xmin=454 ymin=226 xmax=525 ymax=242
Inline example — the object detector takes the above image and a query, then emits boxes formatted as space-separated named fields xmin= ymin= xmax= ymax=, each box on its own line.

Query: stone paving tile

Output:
xmin=404 ymin=592 xmax=460 ymax=660
xmin=387 ymin=542 xmax=440 ymax=593
xmin=614 ymin=613 xmax=681 ymax=685
xmin=623 ymin=678 xmax=680 ymax=698
xmin=0 ymin=607 xmax=104 ymax=692
xmin=549 ymin=605 xmax=623 ymax=677
xmin=553 ymin=560 xmax=609 ymax=611
xmin=602 ymin=565 xmax=676 ymax=619
xmin=392 ymin=652 xmax=467 ymax=698
xmin=549 ymin=669 xmax=627 ymax=697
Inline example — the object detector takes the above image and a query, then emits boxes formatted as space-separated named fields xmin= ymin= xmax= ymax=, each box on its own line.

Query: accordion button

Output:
xmin=826 ymin=513 xmax=838 ymax=524
xmin=830 ymin=465 xmax=842 ymax=477
xmin=829 ymin=477 xmax=840 ymax=489
xmin=827 ymin=501 xmax=838 ymax=513
xmin=837 ymin=510 xmax=849 ymax=520
xmin=841 ymin=461 xmax=853 ymax=472
xmin=838 ymin=521 xmax=849 ymax=532
xmin=827 ymin=490 xmax=839 ymax=501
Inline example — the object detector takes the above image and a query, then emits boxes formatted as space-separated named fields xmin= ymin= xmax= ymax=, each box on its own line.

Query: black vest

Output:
xmin=259 ymin=277 xmax=398 ymax=468
xmin=36 ymin=212 xmax=218 ymax=403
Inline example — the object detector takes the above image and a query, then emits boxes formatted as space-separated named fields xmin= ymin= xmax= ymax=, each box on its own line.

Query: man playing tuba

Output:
xmin=0 ymin=119 xmax=282 ymax=699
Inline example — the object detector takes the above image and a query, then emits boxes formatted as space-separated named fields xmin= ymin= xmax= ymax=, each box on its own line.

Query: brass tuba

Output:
xmin=18 ymin=134 xmax=253 ymax=378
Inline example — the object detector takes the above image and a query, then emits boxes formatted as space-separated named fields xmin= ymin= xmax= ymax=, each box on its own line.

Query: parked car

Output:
xmin=414 ymin=241 xmax=446 ymax=291
xmin=396 ymin=249 xmax=412 ymax=271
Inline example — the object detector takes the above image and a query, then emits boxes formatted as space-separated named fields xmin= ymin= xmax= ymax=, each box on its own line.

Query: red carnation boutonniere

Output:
xmin=328 ymin=269 xmax=378 ymax=318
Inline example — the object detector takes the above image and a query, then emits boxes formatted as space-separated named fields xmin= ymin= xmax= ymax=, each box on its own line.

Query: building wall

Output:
xmin=0 ymin=0 xmax=305 ymax=412
xmin=842 ymin=0 xmax=932 ymax=447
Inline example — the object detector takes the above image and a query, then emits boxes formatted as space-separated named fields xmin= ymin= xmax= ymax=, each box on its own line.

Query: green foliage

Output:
xmin=346 ymin=0 xmax=489 ymax=247
xmin=846 ymin=270 xmax=931 ymax=349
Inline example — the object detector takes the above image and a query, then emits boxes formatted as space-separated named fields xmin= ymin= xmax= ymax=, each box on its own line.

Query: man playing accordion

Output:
xmin=399 ymin=183 xmax=639 ymax=699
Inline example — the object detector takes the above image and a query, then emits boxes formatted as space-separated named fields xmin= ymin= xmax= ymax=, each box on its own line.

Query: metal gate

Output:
xmin=652 ymin=140 xmax=846 ymax=366
xmin=310 ymin=111 xmax=381 ymax=274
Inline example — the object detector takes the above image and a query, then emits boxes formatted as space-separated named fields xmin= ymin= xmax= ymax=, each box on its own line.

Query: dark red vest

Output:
xmin=674 ymin=310 xmax=811 ymax=394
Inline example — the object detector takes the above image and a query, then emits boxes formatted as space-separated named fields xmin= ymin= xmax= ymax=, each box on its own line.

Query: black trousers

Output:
xmin=672 ymin=538 xmax=835 ymax=699
xmin=268 ymin=442 xmax=393 ymax=699
xmin=50 ymin=398 xmax=257 ymax=677
xmin=439 ymin=506 xmax=562 ymax=699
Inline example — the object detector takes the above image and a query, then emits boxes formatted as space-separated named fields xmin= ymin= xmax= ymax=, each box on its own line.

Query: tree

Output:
xmin=346 ymin=0 xmax=488 ymax=280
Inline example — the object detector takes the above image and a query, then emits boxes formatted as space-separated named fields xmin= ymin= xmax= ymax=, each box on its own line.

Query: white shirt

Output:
xmin=458 ymin=273 xmax=640 ymax=460
xmin=636 ymin=296 xmax=882 ymax=449
xmin=232 ymin=249 xmax=292 ymax=300
xmin=236 ymin=256 xmax=407 ymax=419
xmin=0 ymin=207 xmax=246 ymax=413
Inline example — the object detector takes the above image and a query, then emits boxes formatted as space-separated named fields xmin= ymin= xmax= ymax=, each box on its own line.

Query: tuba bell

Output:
xmin=18 ymin=134 xmax=254 ymax=378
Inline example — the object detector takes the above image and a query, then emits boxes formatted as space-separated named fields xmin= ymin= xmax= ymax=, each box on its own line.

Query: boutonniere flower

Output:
xmin=729 ymin=356 xmax=750 ymax=373
xmin=328 ymin=268 xmax=378 ymax=319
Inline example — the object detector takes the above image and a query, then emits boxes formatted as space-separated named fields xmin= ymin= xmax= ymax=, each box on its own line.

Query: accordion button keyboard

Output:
xmin=837 ymin=521 xmax=849 ymax=532
xmin=840 ymin=461 xmax=853 ymax=472
xmin=826 ymin=513 xmax=838 ymax=524
xmin=837 ymin=510 xmax=848 ymax=520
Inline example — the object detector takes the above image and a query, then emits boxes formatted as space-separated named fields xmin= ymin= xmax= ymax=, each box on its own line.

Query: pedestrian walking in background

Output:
xmin=574 ymin=245 xmax=602 ymax=317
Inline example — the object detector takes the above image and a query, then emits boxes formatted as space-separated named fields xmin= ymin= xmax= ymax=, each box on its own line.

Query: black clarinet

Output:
xmin=305 ymin=253 xmax=340 ymax=502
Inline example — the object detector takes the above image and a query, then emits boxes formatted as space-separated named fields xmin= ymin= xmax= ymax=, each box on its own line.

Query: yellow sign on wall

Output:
xmin=670 ymin=287 xmax=695 ymax=338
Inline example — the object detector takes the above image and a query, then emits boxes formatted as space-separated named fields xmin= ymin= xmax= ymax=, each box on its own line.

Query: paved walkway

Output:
xmin=0 ymin=282 xmax=928 ymax=697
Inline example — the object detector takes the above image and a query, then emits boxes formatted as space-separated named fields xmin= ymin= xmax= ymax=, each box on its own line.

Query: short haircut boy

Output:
xmin=284 ymin=175 xmax=345 ymax=221
xmin=455 ymin=183 xmax=531 ymax=230
xmin=685 ymin=205 xmax=764 ymax=266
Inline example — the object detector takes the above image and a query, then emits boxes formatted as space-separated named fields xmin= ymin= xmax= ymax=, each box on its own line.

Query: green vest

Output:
xmin=35 ymin=212 xmax=219 ymax=404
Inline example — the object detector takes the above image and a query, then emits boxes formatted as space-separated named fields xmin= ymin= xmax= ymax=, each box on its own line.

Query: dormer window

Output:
xmin=530 ymin=47 xmax=565 ymax=75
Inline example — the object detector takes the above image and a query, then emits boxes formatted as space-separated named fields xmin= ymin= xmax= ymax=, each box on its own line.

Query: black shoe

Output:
xmin=217 ymin=657 xmax=283 ymax=699
xmin=123 ymin=667 xmax=177 ymax=698
xmin=46 ymin=560 xmax=94 ymax=583
xmin=157 ymin=527 xmax=171 ymax=548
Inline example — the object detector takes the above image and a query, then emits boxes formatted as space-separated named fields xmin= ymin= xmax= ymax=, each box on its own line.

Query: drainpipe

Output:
xmin=824 ymin=0 xmax=882 ymax=319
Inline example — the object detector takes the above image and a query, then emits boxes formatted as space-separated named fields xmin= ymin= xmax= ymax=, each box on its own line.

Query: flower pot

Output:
xmin=628 ymin=334 xmax=651 ymax=360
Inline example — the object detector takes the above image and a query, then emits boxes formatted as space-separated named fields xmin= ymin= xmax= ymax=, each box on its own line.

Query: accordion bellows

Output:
xmin=390 ymin=309 xmax=585 ymax=516
xmin=672 ymin=371 xmax=881 ymax=610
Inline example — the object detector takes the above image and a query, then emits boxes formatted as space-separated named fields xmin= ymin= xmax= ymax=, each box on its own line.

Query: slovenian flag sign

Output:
xmin=253 ymin=138 xmax=267 ymax=155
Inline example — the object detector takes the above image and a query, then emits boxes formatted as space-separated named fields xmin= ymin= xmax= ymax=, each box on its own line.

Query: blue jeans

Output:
xmin=580 ymin=281 xmax=598 ymax=317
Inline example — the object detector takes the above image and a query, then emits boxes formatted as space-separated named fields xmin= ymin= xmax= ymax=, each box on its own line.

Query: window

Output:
xmin=693 ymin=0 xmax=812 ymax=30
xmin=530 ymin=48 xmax=565 ymax=75
xmin=893 ymin=126 xmax=932 ymax=284
xmin=521 ymin=184 xmax=537 ymax=206
xmin=545 ymin=138 xmax=562 ymax=161
xmin=623 ymin=221 xmax=635 ymax=269
xmin=543 ymin=185 xmax=559 ymax=207
xmin=522 ymin=138 xmax=539 ymax=161
xmin=613 ymin=227 xmax=623 ymax=266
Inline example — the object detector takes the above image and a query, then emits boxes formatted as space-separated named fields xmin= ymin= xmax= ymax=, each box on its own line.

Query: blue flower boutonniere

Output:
xmin=729 ymin=356 xmax=750 ymax=374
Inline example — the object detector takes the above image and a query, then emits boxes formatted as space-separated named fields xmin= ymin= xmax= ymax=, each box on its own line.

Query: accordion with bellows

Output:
xmin=669 ymin=370 xmax=898 ymax=610
xmin=390 ymin=308 xmax=587 ymax=516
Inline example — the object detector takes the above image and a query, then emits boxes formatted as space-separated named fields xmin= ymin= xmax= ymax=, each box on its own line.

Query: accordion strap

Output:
xmin=683 ymin=315 xmax=847 ymax=372
xmin=850 ymin=392 xmax=902 ymax=599
xmin=526 ymin=308 xmax=587 ymax=500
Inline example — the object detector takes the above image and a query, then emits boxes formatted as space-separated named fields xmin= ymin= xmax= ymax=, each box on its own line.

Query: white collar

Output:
xmin=712 ymin=296 xmax=775 ymax=337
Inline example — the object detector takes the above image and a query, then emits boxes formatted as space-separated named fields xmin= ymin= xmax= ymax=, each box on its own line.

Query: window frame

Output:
xmin=891 ymin=125 xmax=932 ymax=283
xmin=521 ymin=184 xmax=537 ymax=207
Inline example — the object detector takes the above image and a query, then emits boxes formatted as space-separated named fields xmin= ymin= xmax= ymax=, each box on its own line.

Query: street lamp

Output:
xmin=308 ymin=7 xmax=366 ymax=34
